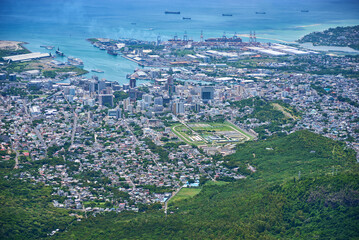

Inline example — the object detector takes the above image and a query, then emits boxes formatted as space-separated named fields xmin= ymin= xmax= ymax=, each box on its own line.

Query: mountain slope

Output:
xmin=51 ymin=130 xmax=359 ymax=240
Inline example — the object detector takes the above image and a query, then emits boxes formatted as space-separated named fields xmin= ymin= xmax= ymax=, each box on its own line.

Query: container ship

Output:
xmin=205 ymin=36 xmax=242 ymax=43
xmin=165 ymin=11 xmax=180 ymax=14
xmin=183 ymin=17 xmax=191 ymax=20
xmin=256 ymin=12 xmax=266 ymax=14
xmin=222 ymin=14 xmax=232 ymax=16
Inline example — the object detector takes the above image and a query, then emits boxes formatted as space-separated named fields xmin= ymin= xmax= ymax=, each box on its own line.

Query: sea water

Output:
xmin=0 ymin=0 xmax=358 ymax=84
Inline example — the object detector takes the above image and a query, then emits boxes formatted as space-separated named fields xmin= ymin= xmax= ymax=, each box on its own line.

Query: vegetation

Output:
xmin=2 ymin=61 xmax=37 ymax=74
xmin=47 ymin=130 xmax=358 ymax=239
xmin=0 ymin=156 xmax=75 ymax=240
xmin=87 ymin=38 xmax=100 ymax=44
xmin=1 ymin=131 xmax=358 ymax=239
xmin=42 ymin=66 xmax=88 ymax=78
xmin=1 ymin=87 xmax=28 ymax=97
xmin=231 ymin=97 xmax=299 ymax=139
xmin=143 ymin=137 xmax=169 ymax=162
xmin=298 ymin=25 xmax=359 ymax=50
xmin=0 ymin=44 xmax=30 ymax=58
xmin=113 ymin=91 xmax=129 ymax=106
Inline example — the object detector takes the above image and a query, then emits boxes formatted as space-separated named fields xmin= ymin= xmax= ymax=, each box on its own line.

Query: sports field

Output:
xmin=169 ymin=188 xmax=201 ymax=203
xmin=171 ymin=121 xmax=253 ymax=146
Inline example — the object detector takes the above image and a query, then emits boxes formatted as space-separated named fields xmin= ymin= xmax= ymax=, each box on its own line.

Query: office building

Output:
xmin=129 ymin=89 xmax=137 ymax=101
xmin=143 ymin=94 xmax=152 ymax=104
xmin=172 ymin=101 xmax=185 ymax=115
xmin=108 ymin=107 xmax=122 ymax=119
xmin=99 ymin=94 xmax=114 ymax=107
xmin=130 ymin=77 xmax=136 ymax=88
xmin=166 ymin=76 xmax=175 ymax=96
xmin=154 ymin=96 xmax=163 ymax=106
xmin=201 ymin=86 xmax=214 ymax=103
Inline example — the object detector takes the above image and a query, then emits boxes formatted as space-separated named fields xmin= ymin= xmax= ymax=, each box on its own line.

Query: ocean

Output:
xmin=0 ymin=0 xmax=358 ymax=84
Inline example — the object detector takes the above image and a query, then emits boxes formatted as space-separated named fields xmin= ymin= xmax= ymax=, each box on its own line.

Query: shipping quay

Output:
xmin=88 ymin=31 xmax=313 ymax=69
xmin=121 ymin=54 xmax=147 ymax=67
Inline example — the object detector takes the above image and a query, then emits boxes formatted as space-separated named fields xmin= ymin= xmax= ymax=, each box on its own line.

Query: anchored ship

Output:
xmin=165 ymin=11 xmax=180 ymax=14
xmin=91 ymin=69 xmax=104 ymax=73
xmin=40 ymin=45 xmax=54 ymax=50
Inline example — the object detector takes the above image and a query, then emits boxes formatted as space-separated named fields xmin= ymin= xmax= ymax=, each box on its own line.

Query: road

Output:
xmin=179 ymin=119 xmax=208 ymax=143
xmin=34 ymin=127 xmax=47 ymax=149
xmin=62 ymin=91 xmax=78 ymax=149
xmin=126 ymin=175 xmax=136 ymax=189
xmin=123 ymin=119 xmax=161 ymax=169
xmin=70 ymin=113 xmax=78 ymax=147
xmin=226 ymin=120 xmax=258 ymax=140
xmin=14 ymin=150 xmax=19 ymax=169
xmin=23 ymin=100 xmax=48 ymax=151
xmin=164 ymin=185 xmax=183 ymax=216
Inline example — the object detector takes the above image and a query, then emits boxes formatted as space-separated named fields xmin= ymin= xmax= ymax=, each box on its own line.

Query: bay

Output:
xmin=0 ymin=0 xmax=358 ymax=84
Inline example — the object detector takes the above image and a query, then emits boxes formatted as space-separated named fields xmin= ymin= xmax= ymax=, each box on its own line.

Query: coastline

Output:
xmin=299 ymin=42 xmax=359 ymax=53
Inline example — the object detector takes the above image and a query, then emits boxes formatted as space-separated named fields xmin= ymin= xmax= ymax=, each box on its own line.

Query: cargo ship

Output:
xmin=301 ymin=10 xmax=309 ymax=12
xmin=255 ymin=12 xmax=266 ymax=14
xmin=107 ymin=49 xmax=118 ymax=56
xmin=165 ymin=11 xmax=180 ymax=14
xmin=222 ymin=14 xmax=232 ymax=16
xmin=40 ymin=45 xmax=54 ymax=50
xmin=205 ymin=36 xmax=242 ymax=43
xmin=183 ymin=17 xmax=191 ymax=20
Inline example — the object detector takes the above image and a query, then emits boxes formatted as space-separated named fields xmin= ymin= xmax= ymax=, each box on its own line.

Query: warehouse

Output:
xmin=3 ymin=52 xmax=51 ymax=62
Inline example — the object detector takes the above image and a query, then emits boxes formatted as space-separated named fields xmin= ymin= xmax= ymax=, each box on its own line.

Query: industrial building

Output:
xmin=2 ymin=52 xmax=51 ymax=62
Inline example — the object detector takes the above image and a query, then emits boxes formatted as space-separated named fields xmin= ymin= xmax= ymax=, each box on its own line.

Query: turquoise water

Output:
xmin=0 ymin=0 xmax=358 ymax=84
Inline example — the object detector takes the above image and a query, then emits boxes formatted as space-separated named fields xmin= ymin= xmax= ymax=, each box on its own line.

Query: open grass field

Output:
xmin=171 ymin=121 xmax=254 ymax=146
xmin=169 ymin=188 xmax=201 ymax=203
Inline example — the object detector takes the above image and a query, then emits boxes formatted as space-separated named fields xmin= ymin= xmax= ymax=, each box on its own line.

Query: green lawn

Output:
xmin=170 ymin=188 xmax=201 ymax=203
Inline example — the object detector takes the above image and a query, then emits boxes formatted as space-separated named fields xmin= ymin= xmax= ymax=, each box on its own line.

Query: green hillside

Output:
xmin=297 ymin=25 xmax=359 ymax=50
xmin=0 ymin=157 xmax=75 ymax=240
xmin=48 ymin=130 xmax=359 ymax=240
